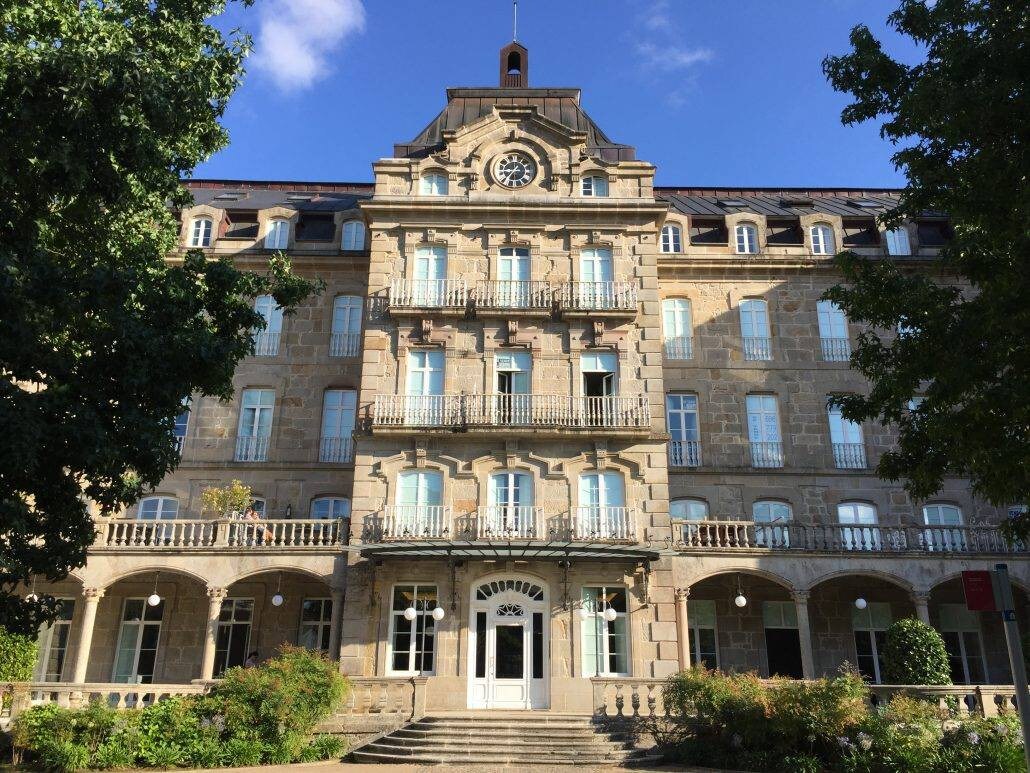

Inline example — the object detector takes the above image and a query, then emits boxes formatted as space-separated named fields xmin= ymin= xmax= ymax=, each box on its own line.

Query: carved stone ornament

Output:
xmin=506 ymin=319 xmax=519 ymax=344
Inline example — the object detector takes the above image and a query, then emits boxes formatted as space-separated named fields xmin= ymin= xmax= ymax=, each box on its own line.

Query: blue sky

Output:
xmin=198 ymin=0 xmax=922 ymax=188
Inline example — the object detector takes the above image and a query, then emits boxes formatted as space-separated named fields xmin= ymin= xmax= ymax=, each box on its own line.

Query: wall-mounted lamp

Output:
xmin=854 ymin=597 xmax=868 ymax=610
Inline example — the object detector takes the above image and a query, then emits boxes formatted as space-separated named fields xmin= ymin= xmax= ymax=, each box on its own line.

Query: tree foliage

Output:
xmin=0 ymin=1 xmax=321 ymax=634
xmin=821 ymin=0 xmax=1030 ymax=531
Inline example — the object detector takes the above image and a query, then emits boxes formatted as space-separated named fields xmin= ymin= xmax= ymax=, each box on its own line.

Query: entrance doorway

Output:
xmin=468 ymin=577 xmax=548 ymax=709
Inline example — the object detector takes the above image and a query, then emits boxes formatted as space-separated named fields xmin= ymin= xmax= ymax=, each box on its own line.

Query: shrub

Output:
xmin=882 ymin=618 xmax=952 ymax=685
xmin=766 ymin=670 xmax=868 ymax=761
xmin=300 ymin=734 xmax=346 ymax=762
xmin=0 ymin=625 xmax=38 ymax=682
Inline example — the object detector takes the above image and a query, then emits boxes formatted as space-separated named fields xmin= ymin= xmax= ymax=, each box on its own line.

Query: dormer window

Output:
xmin=341 ymin=220 xmax=366 ymax=251
xmin=810 ymin=223 xmax=836 ymax=256
xmin=735 ymin=223 xmax=759 ymax=255
xmin=885 ymin=227 xmax=911 ymax=256
xmin=581 ymin=175 xmax=609 ymax=197
xmin=189 ymin=217 xmax=213 ymax=248
xmin=420 ymin=173 xmax=448 ymax=196
xmin=265 ymin=219 xmax=289 ymax=250
xmin=660 ymin=224 xmax=682 ymax=253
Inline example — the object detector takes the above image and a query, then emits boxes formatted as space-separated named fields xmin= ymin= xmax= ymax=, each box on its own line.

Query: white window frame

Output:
xmin=810 ymin=223 xmax=836 ymax=256
xmin=238 ymin=389 xmax=274 ymax=438
xmin=36 ymin=598 xmax=75 ymax=681
xmin=817 ymin=300 xmax=850 ymax=361
xmin=341 ymin=220 xmax=366 ymax=251
xmin=253 ymin=295 xmax=283 ymax=356
xmin=419 ymin=173 xmax=448 ymax=196
xmin=311 ymin=496 xmax=350 ymax=520
xmin=387 ymin=583 xmax=440 ymax=675
xmin=739 ymin=298 xmax=771 ymax=360
xmin=827 ymin=401 xmax=865 ymax=467
xmin=137 ymin=496 xmax=178 ymax=521
xmin=581 ymin=175 xmax=609 ymax=197
xmin=923 ymin=503 xmax=966 ymax=551
xmin=298 ymin=597 xmax=334 ymax=653
xmin=173 ymin=397 xmax=190 ymax=451
xmin=885 ymin=227 xmax=911 ymax=256
xmin=264 ymin=219 xmax=289 ymax=250
xmin=320 ymin=389 xmax=356 ymax=457
xmin=837 ymin=502 xmax=881 ymax=551
xmin=660 ymin=224 xmax=682 ymax=253
xmin=852 ymin=602 xmax=891 ymax=684
xmin=330 ymin=295 xmax=363 ymax=357
xmin=746 ymin=394 xmax=782 ymax=443
xmin=112 ymin=597 xmax=164 ymax=683
xmin=662 ymin=298 xmax=693 ymax=359
xmin=735 ymin=222 xmax=759 ymax=254
xmin=214 ymin=597 xmax=254 ymax=677
xmin=671 ymin=498 xmax=709 ymax=542
xmin=688 ymin=599 xmax=719 ymax=670
xmin=581 ymin=585 xmax=630 ymax=677
xmin=188 ymin=217 xmax=213 ymax=248
xmin=939 ymin=604 xmax=989 ymax=685
xmin=752 ymin=500 xmax=792 ymax=547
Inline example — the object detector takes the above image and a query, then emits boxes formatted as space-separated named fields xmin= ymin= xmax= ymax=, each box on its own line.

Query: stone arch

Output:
xmin=101 ymin=565 xmax=209 ymax=590
xmin=927 ymin=569 xmax=1030 ymax=596
xmin=225 ymin=565 xmax=332 ymax=589
xmin=684 ymin=566 xmax=795 ymax=592
xmin=804 ymin=568 xmax=915 ymax=594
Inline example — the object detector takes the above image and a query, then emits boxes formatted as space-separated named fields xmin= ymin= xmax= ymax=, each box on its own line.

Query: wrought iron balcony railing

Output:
xmin=663 ymin=336 xmax=693 ymax=360
xmin=571 ymin=506 xmax=637 ymax=541
xmin=668 ymin=440 xmax=702 ymax=468
xmin=319 ymin=436 xmax=354 ymax=463
xmin=252 ymin=330 xmax=281 ymax=357
xmin=820 ymin=337 xmax=851 ymax=362
xmin=742 ymin=336 xmax=772 ymax=361
xmin=475 ymin=281 xmax=555 ymax=311
xmin=234 ymin=435 xmax=269 ymax=462
xmin=329 ymin=331 xmax=361 ymax=357
xmin=750 ymin=441 xmax=784 ymax=468
xmin=832 ymin=442 xmax=867 ymax=469
xmin=389 ymin=278 xmax=468 ymax=309
xmin=558 ymin=281 xmax=637 ymax=312
xmin=474 ymin=506 xmax=542 ymax=540
xmin=387 ymin=278 xmax=638 ymax=314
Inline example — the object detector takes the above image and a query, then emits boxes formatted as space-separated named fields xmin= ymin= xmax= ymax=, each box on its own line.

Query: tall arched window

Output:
xmin=735 ymin=222 xmax=758 ymax=254
xmin=419 ymin=173 xmax=448 ymax=196
xmin=311 ymin=497 xmax=350 ymax=520
xmin=662 ymin=298 xmax=693 ymax=359
xmin=189 ymin=217 xmax=213 ymax=247
xmin=341 ymin=220 xmax=366 ymax=251
xmin=137 ymin=496 xmax=178 ymax=521
xmin=923 ymin=503 xmax=965 ymax=551
xmin=485 ymin=471 xmax=535 ymax=537
xmin=671 ymin=498 xmax=709 ymax=543
xmin=265 ymin=219 xmax=289 ymax=249
xmin=581 ymin=175 xmax=609 ymax=197
xmin=752 ymin=500 xmax=792 ymax=547
xmin=810 ymin=223 xmax=836 ymax=256
xmin=577 ymin=472 xmax=629 ymax=539
xmin=395 ymin=470 xmax=444 ymax=537
xmin=660 ymin=224 xmax=682 ymax=253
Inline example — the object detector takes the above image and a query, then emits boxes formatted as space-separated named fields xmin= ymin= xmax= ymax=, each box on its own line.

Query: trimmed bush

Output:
xmin=882 ymin=618 xmax=952 ymax=685
xmin=0 ymin=626 xmax=38 ymax=681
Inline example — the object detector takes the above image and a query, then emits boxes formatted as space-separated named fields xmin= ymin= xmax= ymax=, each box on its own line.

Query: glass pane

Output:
xmin=495 ymin=625 xmax=524 ymax=679
xmin=606 ymin=616 xmax=628 ymax=674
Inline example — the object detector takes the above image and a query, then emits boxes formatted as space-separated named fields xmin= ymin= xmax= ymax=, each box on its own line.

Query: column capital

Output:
xmin=675 ymin=587 xmax=691 ymax=601
xmin=790 ymin=590 xmax=811 ymax=604
xmin=206 ymin=586 xmax=229 ymax=601
xmin=83 ymin=587 xmax=105 ymax=601
xmin=911 ymin=591 xmax=931 ymax=603
xmin=330 ymin=587 xmax=346 ymax=599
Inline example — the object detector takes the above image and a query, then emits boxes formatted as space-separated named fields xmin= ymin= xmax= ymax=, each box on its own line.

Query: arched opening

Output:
xmin=506 ymin=51 xmax=522 ymax=75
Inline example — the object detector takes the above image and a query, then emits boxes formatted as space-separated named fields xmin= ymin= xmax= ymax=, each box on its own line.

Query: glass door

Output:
xmin=413 ymin=246 xmax=446 ymax=305
xmin=497 ymin=247 xmax=530 ymax=307
xmin=214 ymin=598 xmax=254 ymax=676
xmin=488 ymin=472 xmax=534 ymax=537
xmin=494 ymin=351 xmax=531 ymax=424
xmin=397 ymin=470 xmax=443 ymax=537
xmin=578 ymin=472 xmax=626 ymax=539
xmin=579 ymin=248 xmax=613 ymax=308
xmin=112 ymin=598 xmax=164 ymax=683
xmin=405 ymin=350 xmax=444 ymax=425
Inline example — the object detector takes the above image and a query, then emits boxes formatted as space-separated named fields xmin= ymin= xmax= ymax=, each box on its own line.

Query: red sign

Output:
xmin=962 ymin=570 xmax=998 ymax=612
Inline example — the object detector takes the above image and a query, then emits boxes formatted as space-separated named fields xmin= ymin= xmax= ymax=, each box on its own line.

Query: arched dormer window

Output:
xmin=341 ymin=220 xmax=366 ymax=251
xmin=265 ymin=219 xmax=289 ymax=250
xmin=581 ymin=175 xmax=609 ymax=197
xmin=189 ymin=217 xmax=213 ymax=248
xmin=735 ymin=222 xmax=759 ymax=254
xmin=661 ymin=224 xmax=682 ymax=253
xmin=810 ymin=223 xmax=836 ymax=256
xmin=419 ymin=173 xmax=448 ymax=196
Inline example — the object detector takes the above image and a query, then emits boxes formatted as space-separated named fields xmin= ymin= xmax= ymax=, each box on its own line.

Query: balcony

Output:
xmin=472 ymin=506 xmax=542 ymax=539
xmin=253 ymin=330 xmax=280 ymax=357
xmin=742 ymin=336 xmax=772 ymax=361
xmin=558 ymin=282 xmax=637 ymax=314
xmin=750 ymin=441 xmax=784 ymax=468
xmin=372 ymin=394 xmax=651 ymax=435
xmin=475 ymin=281 xmax=555 ymax=312
xmin=234 ymin=435 xmax=269 ymax=462
xmin=832 ymin=442 xmax=867 ymax=469
xmin=668 ymin=440 xmax=702 ymax=468
xmin=677 ymin=521 xmax=1026 ymax=555
xmin=389 ymin=279 xmax=468 ymax=311
xmin=319 ymin=436 xmax=354 ymax=464
xmin=373 ymin=506 xmax=452 ymax=539
xmin=329 ymin=332 xmax=361 ymax=358
xmin=386 ymin=279 xmax=637 ymax=317
xmin=821 ymin=337 xmax=851 ymax=362
xmin=663 ymin=336 xmax=693 ymax=360
xmin=571 ymin=507 xmax=637 ymax=541
xmin=98 ymin=518 xmax=345 ymax=550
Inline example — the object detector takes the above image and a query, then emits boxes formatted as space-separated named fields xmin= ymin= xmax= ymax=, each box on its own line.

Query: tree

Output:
xmin=0 ymin=1 xmax=320 ymax=635
xmin=821 ymin=0 xmax=1029 ymax=535
xmin=881 ymin=618 xmax=952 ymax=685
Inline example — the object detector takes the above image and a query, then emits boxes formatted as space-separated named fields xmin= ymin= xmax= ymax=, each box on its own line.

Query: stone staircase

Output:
xmin=349 ymin=711 xmax=653 ymax=767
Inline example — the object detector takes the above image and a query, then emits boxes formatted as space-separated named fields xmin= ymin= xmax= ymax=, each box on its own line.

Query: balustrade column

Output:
xmin=912 ymin=592 xmax=931 ymax=625
xmin=71 ymin=587 xmax=104 ymax=683
xmin=327 ymin=588 xmax=345 ymax=661
xmin=675 ymin=587 xmax=691 ymax=671
xmin=199 ymin=587 xmax=228 ymax=681
xmin=791 ymin=590 xmax=816 ymax=680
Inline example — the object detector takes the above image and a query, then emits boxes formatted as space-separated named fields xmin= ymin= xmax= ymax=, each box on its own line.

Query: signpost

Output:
xmin=962 ymin=566 xmax=1030 ymax=769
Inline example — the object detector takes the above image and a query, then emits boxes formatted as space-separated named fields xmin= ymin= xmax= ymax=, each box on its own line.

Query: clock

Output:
xmin=494 ymin=152 xmax=536 ymax=188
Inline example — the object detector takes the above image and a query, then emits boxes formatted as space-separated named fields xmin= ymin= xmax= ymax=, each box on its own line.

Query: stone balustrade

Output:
xmin=363 ymin=509 xmax=637 ymax=544
xmin=96 ymin=518 xmax=345 ymax=550
xmin=387 ymin=278 xmax=637 ymax=313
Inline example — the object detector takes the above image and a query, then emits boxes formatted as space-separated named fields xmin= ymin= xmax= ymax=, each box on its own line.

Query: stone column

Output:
xmin=199 ymin=587 xmax=228 ymax=681
xmin=675 ymin=587 xmax=691 ymax=671
xmin=328 ymin=588 xmax=345 ymax=662
xmin=71 ymin=587 xmax=104 ymax=683
xmin=912 ymin=592 xmax=931 ymax=625
xmin=791 ymin=590 xmax=816 ymax=680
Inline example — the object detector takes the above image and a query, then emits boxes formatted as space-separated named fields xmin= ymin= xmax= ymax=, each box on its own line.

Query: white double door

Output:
xmin=468 ymin=588 xmax=548 ymax=710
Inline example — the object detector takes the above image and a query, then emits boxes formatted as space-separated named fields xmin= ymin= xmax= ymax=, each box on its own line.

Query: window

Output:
xmin=577 ymin=472 xmax=628 ymax=539
xmin=298 ymin=598 xmax=334 ymax=653
xmin=214 ymin=599 xmax=253 ymax=677
xmin=581 ymin=586 xmax=629 ymax=676
xmin=486 ymin=471 xmax=535 ymax=537
xmin=330 ymin=295 xmax=363 ymax=357
xmin=341 ymin=220 xmax=366 ymax=251
xmin=249 ymin=497 xmax=266 ymax=517
xmin=753 ymin=501 xmax=792 ymax=547
xmin=667 ymin=394 xmax=701 ymax=467
xmin=746 ymin=395 xmax=783 ymax=468
xmin=112 ymin=598 xmax=164 ymax=683
xmin=923 ymin=504 xmax=965 ymax=551
xmin=739 ymin=298 xmax=771 ymax=360
xmin=885 ymin=227 xmax=911 ymax=256
xmin=817 ymin=300 xmax=850 ymax=361
xmin=810 ymin=223 xmax=836 ymax=256
xmin=137 ymin=496 xmax=178 ymax=521
xmin=395 ymin=470 xmax=444 ymax=536
xmin=662 ymin=298 xmax=693 ymax=359
xmin=766 ymin=218 xmax=803 ymax=246
xmin=842 ymin=217 xmax=880 ymax=247
xmin=660 ymin=224 xmax=682 ymax=253
xmin=688 ymin=600 xmax=719 ymax=669
xmin=236 ymin=388 xmax=274 ymax=462
xmin=494 ymin=247 xmax=532 ymax=307
xmin=264 ymin=219 xmax=289 ymax=249
xmin=689 ymin=217 xmax=728 ymax=245
xmin=419 ymin=173 xmax=448 ymax=196
xmin=762 ymin=601 xmax=804 ymax=678
xmin=735 ymin=222 xmax=759 ymax=254
xmin=671 ymin=498 xmax=708 ymax=543
xmin=252 ymin=295 xmax=284 ymax=356
xmin=578 ymin=248 xmax=615 ymax=309
xmin=173 ymin=397 xmax=190 ymax=453
xmin=189 ymin=217 xmax=213 ymax=248
xmin=320 ymin=389 xmax=356 ymax=463
xmin=389 ymin=584 xmax=439 ymax=674
xmin=223 ymin=210 xmax=258 ymax=240
xmin=412 ymin=245 xmax=447 ymax=306
xmin=852 ymin=602 xmax=891 ymax=683
xmin=838 ymin=502 xmax=881 ymax=551
xmin=295 ymin=213 xmax=335 ymax=241
xmin=581 ymin=175 xmax=609 ymax=197
xmin=827 ymin=401 xmax=866 ymax=469
xmin=311 ymin=497 xmax=350 ymax=520
xmin=939 ymin=604 xmax=988 ymax=684
xmin=36 ymin=599 xmax=75 ymax=681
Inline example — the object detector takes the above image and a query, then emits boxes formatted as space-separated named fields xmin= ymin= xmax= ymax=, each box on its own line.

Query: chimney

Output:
xmin=500 ymin=41 xmax=529 ymax=88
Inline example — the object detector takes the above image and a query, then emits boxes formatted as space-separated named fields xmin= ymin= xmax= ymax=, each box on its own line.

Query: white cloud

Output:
xmin=251 ymin=0 xmax=366 ymax=92
xmin=635 ymin=42 xmax=714 ymax=72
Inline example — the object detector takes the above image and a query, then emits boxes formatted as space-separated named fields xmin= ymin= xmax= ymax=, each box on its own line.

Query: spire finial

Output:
xmin=513 ymin=0 xmax=518 ymax=41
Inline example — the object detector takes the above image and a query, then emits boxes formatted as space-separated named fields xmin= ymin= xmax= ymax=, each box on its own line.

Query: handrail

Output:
xmin=571 ymin=507 xmax=637 ymax=541
xmin=668 ymin=440 xmax=702 ymax=467
xmin=99 ymin=518 xmax=344 ymax=549
xmin=475 ymin=280 xmax=554 ymax=310
xmin=559 ymin=281 xmax=637 ymax=312
xmin=389 ymin=278 xmax=468 ymax=308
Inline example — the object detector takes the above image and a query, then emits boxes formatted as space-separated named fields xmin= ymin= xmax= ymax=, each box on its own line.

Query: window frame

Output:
xmin=419 ymin=173 xmax=448 ymax=196
xmin=810 ymin=223 xmax=836 ymax=256
xmin=311 ymin=496 xmax=351 ymax=520
xmin=264 ymin=219 xmax=289 ymax=250
xmin=662 ymin=298 xmax=693 ymax=359
xmin=581 ymin=175 xmax=609 ymax=197
xmin=581 ymin=585 xmax=630 ymax=677
xmin=735 ymin=222 xmax=759 ymax=254
xmin=189 ymin=217 xmax=213 ymax=248
xmin=341 ymin=220 xmax=366 ymax=251
xmin=885 ymin=227 xmax=911 ymax=256
xmin=660 ymin=223 xmax=682 ymax=253
xmin=386 ymin=583 xmax=440 ymax=676
xmin=298 ymin=597 xmax=335 ymax=653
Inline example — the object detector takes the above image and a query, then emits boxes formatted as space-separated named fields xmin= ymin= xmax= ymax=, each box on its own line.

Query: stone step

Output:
xmin=404 ymin=721 xmax=601 ymax=734
xmin=352 ymin=746 xmax=627 ymax=766
xmin=392 ymin=728 xmax=616 ymax=744
xmin=378 ymin=735 xmax=624 ymax=752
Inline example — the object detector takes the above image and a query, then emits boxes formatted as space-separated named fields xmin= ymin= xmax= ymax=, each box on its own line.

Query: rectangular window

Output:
xmin=841 ymin=217 xmax=880 ymax=247
xmin=298 ymin=598 xmax=334 ymax=653
xmin=389 ymin=585 xmax=439 ymax=675
xmin=667 ymin=393 xmax=701 ymax=467
xmin=253 ymin=295 xmax=283 ymax=356
xmin=817 ymin=300 xmax=850 ymax=361
xmin=36 ymin=599 xmax=75 ymax=681
xmin=113 ymin=598 xmax=164 ymax=683
xmin=739 ymin=299 xmax=771 ymax=360
xmin=223 ymin=210 xmax=259 ymax=240
xmin=320 ymin=389 xmax=356 ymax=463
xmin=214 ymin=598 xmax=254 ymax=677
xmin=828 ymin=402 xmax=866 ymax=469
xmin=662 ymin=299 xmax=693 ymax=359
xmin=746 ymin=394 xmax=783 ymax=467
xmin=475 ymin=611 xmax=487 ymax=679
xmin=939 ymin=604 xmax=987 ymax=684
xmin=852 ymin=602 xmax=891 ymax=683
xmin=236 ymin=389 xmax=274 ymax=462
xmin=173 ymin=397 xmax=190 ymax=452
xmin=885 ymin=228 xmax=911 ymax=256
xmin=688 ymin=599 xmax=719 ymax=669
xmin=689 ymin=218 xmax=728 ymax=245
xmin=581 ymin=586 xmax=629 ymax=676
xmin=295 ymin=213 xmax=334 ymax=241
xmin=330 ymin=296 xmax=363 ymax=357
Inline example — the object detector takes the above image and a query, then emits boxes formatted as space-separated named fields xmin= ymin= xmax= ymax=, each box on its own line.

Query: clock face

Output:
xmin=494 ymin=152 xmax=536 ymax=188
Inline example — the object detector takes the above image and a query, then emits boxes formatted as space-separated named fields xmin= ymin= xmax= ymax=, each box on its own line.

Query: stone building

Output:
xmin=24 ymin=42 xmax=1028 ymax=716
